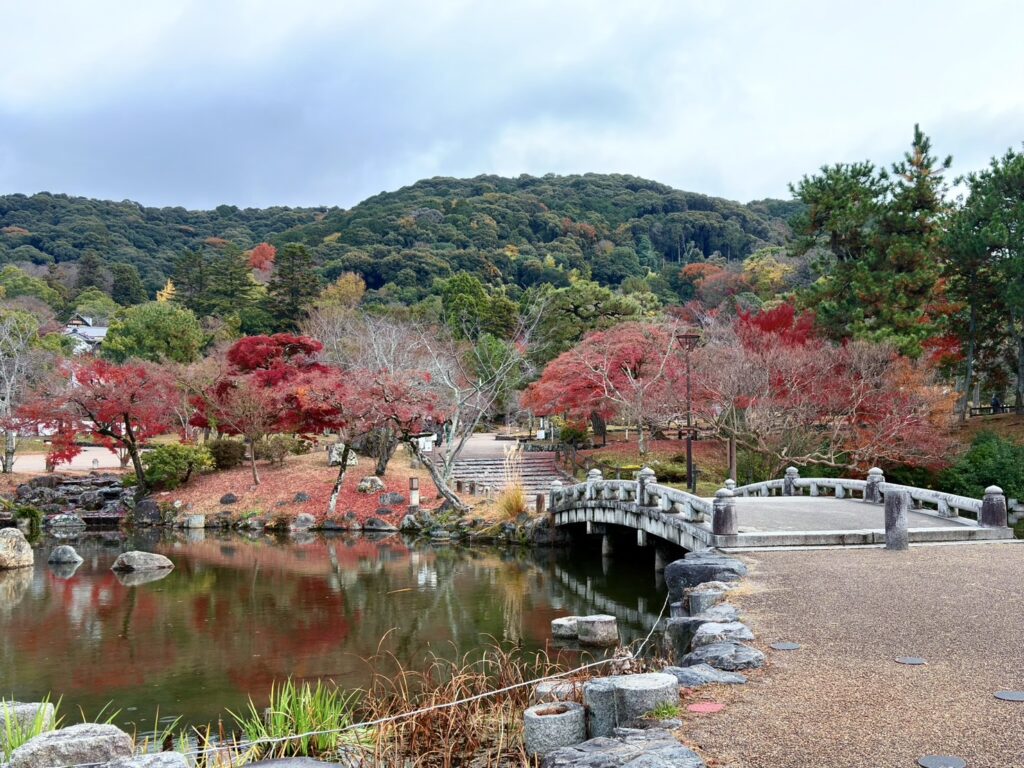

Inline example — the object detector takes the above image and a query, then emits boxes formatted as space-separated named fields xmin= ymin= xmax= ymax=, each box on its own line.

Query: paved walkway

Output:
xmin=731 ymin=496 xmax=957 ymax=532
xmin=11 ymin=446 xmax=122 ymax=473
xmin=686 ymin=543 xmax=1024 ymax=767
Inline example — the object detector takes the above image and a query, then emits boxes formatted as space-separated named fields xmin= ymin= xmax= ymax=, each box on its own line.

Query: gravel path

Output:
xmin=684 ymin=543 xmax=1024 ymax=767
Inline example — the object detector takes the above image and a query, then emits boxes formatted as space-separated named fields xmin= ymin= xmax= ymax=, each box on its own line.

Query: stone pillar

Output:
xmin=535 ymin=493 xmax=546 ymax=514
xmin=654 ymin=548 xmax=668 ymax=573
xmin=549 ymin=480 xmax=562 ymax=515
xmin=637 ymin=466 xmax=656 ymax=507
xmin=468 ymin=480 xmax=477 ymax=495
xmin=783 ymin=466 xmax=800 ymax=496
xmin=586 ymin=468 xmax=603 ymax=500
xmin=636 ymin=529 xmax=648 ymax=547
xmin=408 ymin=477 xmax=420 ymax=509
xmin=835 ymin=484 xmax=846 ymax=499
xmin=725 ymin=479 xmax=736 ymax=492
xmin=865 ymin=467 xmax=884 ymax=503
xmin=981 ymin=485 xmax=1008 ymax=528
xmin=455 ymin=479 xmax=464 ymax=493
xmin=884 ymin=489 xmax=910 ymax=550
xmin=601 ymin=533 xmax=614 ymax=557
xmin=712 ymin=488 xmax=737 ymax=536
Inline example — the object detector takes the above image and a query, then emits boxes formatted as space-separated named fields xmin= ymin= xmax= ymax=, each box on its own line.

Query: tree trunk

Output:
xmin=128 ymin=443 xmax=148 ymax=499
xmin=410 ymin=440 xmax=468 ymax=513
xmin=249 ymin=445 xmax=261 ymax=486
xmin=1015 ymin=313 xmax=1024 ymax=412
xmin=728 ymin=435 xmax=737 ymax=481
xmin=2 ymin=430 xmax=15 ymax=474
xmin=959 ymin=304 xmax=977 ymax=423
xmin=374 ymin=430 xmax=398 ymax=477
xmin=637 ymin=422 xmax=647 ymax=455
xmin=328 ymin=444 xmax=351 ymax=515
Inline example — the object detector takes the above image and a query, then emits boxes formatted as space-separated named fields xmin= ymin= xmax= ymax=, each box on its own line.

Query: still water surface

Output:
xmin=0 ymin=530 xmax=665 ymax=730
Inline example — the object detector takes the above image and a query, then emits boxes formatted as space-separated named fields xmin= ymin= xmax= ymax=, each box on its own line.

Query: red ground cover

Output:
xmin=165 ymin=452 xmax=441 ymax=525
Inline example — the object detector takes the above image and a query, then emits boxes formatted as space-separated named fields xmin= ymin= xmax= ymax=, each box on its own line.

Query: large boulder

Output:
xmin=356 ymin=476 xmax=386 ymax=494
xmin=379 ymin=492 xmax=406 ymax=506
xmin=664 ymin=552 xmax=747 ymax=600
xmin=362 ymin=517 xmax=398 ymax=532
xmin=291 ymin=513 xmax=316 ymax=530
xmin=681 ymin=642 xmax=765 ymax=671
xmin=0 ymin=528 xmax=33 ymax=569
xmin=9 ymin=723 xmax=133 ymax=768
xmin=47 ymin=545 xmax=83 ymax=565
xmin=219 ymin=493 xmax=239 ymax=505
xmin=111 ymin=551 xmax=174 ymax=572
xmin=542 ymin=727 xmax=704 ymax=767
xmin=328 ymin=443 xmax=359 ymax=467
xmin=133 ymin=498 xmax=162 ymax=526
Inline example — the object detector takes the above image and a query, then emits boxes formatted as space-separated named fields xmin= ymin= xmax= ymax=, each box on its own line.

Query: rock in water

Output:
xmin=111 ymin=551 xmax=174 ymax=572
xmin=290 ymin=513 xmax=316 ymax=530
xmin=133 ymin=498 xmax=162 ymax=526
xmin=9 ymin=723 xmax=133 ymax=768
xmin=681 ymin=642 xmax=765 ymax=671
xmin=45 ymin=513 xmax=86 ymax=530
xmin=362 ymin=517 xmax=398 ymax=532
xmin=47 ymin=545 xmax=83 ymax=565
xmin=105 ymin=753 xmax=190 ymax=768
xmin=0 ymin=528 xmax=33 ymax=569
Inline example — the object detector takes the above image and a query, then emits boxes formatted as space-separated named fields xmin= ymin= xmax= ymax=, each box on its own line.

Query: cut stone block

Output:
xmin=576 ymin=615 xmax=618 ymax=647
xmin=551 ymin=616 xmax=579 ymax=639
xmin=612 ymin=673 xmax=680 ymax=725
xmin=523 ymin=701 xmax=586 ymax=757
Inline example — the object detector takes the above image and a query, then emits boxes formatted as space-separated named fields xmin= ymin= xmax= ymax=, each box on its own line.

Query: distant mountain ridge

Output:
xmin=0 ymin=174 xmax=800 ymax=297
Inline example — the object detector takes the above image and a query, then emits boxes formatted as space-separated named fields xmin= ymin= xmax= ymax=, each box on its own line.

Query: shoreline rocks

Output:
xmin=9 ymin=723 xmax=133 ymax=768
xmin=0 ymin=528 xmax=34 ymax=569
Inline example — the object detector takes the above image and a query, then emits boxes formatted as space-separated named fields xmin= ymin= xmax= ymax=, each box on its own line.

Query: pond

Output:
xmin=0 ymin=530 xmax=667 ymax=732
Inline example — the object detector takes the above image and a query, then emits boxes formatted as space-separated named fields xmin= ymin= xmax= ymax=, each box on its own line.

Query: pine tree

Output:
xmin=156 ymin=279 xmax=176 ymax=302
xmin=76 ymin=250 xmax=106 ymax=292
xmin=266 ymin=244 xmax=320 ymax=330
xmin=110 ymin=263 xmax=148 ymax=305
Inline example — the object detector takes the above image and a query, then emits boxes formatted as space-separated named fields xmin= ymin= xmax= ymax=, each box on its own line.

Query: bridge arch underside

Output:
xmin=553 ymin=502 xmax=711 ymax=553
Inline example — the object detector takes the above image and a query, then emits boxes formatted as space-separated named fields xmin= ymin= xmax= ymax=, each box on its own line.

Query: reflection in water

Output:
xmin=113 ymin=568 xmax=172 ymax=588
xmin=0 ymin=530 xmax=664 ymax=730
xmin=47 ymin=560 xmax=82 ymax=580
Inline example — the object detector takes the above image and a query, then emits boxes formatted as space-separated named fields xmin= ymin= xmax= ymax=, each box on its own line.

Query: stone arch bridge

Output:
xmin=548 ymin=466 xmax=1014 ymax=553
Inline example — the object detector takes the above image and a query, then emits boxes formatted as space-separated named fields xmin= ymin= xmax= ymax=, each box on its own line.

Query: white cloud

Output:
xmin=1 ymin=0 xmax=1022 ymax=206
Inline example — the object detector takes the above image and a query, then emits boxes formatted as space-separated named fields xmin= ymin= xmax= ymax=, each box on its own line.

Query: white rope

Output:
xmin=40 ymin=594 xmax=672 ymax=768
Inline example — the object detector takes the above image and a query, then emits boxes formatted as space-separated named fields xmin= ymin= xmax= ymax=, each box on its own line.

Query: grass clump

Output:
xmin=230 ymin=679 xmax=364 ymax=762
xmin=644 ymin=702 xmax=681 ymax=720
xmin=2 ymin=697 xmax=61 ymax=760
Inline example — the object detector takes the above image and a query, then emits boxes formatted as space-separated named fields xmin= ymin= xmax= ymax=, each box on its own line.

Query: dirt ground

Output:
xmin=681 ymin=543 xmax=1024 ymax=768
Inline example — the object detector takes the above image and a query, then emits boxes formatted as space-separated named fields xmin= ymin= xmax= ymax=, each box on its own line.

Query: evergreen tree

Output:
xmin=76 ymin=250 xmax=106 ymax=292
xmin=110 ymin=263 xmax=148 ymax=305
xmin=266 ymin=244 xmax=320 ymax=330
xmin=791 ymin=125 xmax=951 ymax=357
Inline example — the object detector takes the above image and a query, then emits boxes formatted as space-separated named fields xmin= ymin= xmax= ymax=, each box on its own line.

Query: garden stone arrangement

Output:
xmin=531 ymin=549 xmax=760 ymax=764
xmin=13 ymin=474 xmax=132 ymax=523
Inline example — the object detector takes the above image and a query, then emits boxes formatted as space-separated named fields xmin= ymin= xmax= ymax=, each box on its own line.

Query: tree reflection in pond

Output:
xmin=0 ymin=530 xmax=663 ymax=730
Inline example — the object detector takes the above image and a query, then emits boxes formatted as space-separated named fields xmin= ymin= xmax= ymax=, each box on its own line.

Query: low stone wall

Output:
xmin=10 ymin=474 xmax=131 ymax=525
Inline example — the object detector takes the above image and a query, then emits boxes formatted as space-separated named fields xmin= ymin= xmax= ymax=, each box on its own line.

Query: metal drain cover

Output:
xmin=895 ymin=656 xmax=927 ymax=665
xmin=770 ymin=642 xmax=801 ymax=651
xmin=917 ymin=757 xmax=966 ymax=768
xmin=994 ymin=690 xmax=1024 ymax=702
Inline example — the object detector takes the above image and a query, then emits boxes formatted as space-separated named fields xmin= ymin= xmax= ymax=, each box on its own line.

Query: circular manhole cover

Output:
xmin=917 ymin=757 xmax=966 ymax=768
xmin=994 ymin=690 xmax=1024 ymax=702
xmin=895 ymin=656 xmax=927 ymax=666
xmin=687 ymin=702 xmax=725 ymax=714
xmin=770 ymin=642 xmax=801 ymax=651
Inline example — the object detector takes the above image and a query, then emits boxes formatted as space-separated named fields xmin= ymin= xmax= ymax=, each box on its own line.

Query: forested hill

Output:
xmin=0 ymin=175 xmax=799 ymax=299
xmin=280 ymin=174 xmax=799 ymax=296
xmin=0 ymin=193 xmax=329 ymax=293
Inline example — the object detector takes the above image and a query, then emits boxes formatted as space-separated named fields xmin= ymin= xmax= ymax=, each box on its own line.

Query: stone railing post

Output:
xmin=865 ymin=467 xmax=884 ymax=503
xmin=549 ymin=480 xmax=563 ymax=514
xmin=586 ymin=468 xmax=603 ymax=500
xmin=980 ymin=485 xmax=1008 ymax=528
xmin=712 ymin=487 xmax=737 ymax=536
xmin=637 ymin=467 xmax=656 ymax=507
xmin=884 ymin=489 xmax=910 ymax=550
xmin=725 ymin=479 xmax=736 ymax=492
xmin=783 ymin=466 xmax=800 ymax=496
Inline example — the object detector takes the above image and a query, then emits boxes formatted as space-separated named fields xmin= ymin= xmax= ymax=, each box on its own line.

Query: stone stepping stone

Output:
xmin=994 ymin=690 xmax=1024 ymax=702
xmin=681 ymin=642 xmax=765 ymax=671
xmin=663 ymin=664 xmax=747 ymax=688
xmin=917 ymin=757 xmax=967 ymax=768
xmin=770 ymin=642 xmax=801 ymax=651
xmin=612 ymin=673 xmax=680 ymax=726
xmin=576 ymin=614 xmax=618 ymax=646
xmin=550 ymin=616 xmax=579 ymax=639
xmin=895 ymin=656 xmax=928 ymax=666
xmin=523 ymin=701 xmax=586 ymax=758
xmin=687 ymin=702 xmax=725 ymax=714
xmin=692 ymin=621 xmax=754 ymax=648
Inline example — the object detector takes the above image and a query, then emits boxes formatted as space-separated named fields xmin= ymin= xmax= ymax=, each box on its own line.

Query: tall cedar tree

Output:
xmin=791 ymin=125 xmax=951 ymax=357
xmin=75 ymin=251 xmax=105 ymax=292
xmin=110 ymin=263 xmax=148 ymax=305
xmin=267 ymin=244 xmax=321 ymax=330
xmin=173 ymin=246 xmax=254 ymax=319
xmin=946 ymin=147 xmax=1024 ymax=409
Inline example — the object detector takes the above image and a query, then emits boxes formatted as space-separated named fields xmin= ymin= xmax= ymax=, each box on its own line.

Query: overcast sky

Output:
xmin=2 ymin=1 xmax=1022 ymax=210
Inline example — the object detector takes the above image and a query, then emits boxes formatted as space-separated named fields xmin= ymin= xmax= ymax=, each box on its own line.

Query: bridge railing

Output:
xmin=548 ymin=467 xmax=711 ymax=522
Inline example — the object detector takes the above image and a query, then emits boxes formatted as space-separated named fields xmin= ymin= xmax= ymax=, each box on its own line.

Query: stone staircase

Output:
xmin=449 ymin=454 xmax=571 ymax=498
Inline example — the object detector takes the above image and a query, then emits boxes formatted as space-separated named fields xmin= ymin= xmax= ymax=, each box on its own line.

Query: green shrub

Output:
xmin=254 ymin=435 xmax=310 ymax=465
xmin=142 ymin=443 xmax=214 ymax=490
xmin=558 ymin=420 xmax=590 ymax=447
xmin=941 ymin=431 xmax=1024 ymax=501
xmin=206 ymin=438 xmax=247 ymax=470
